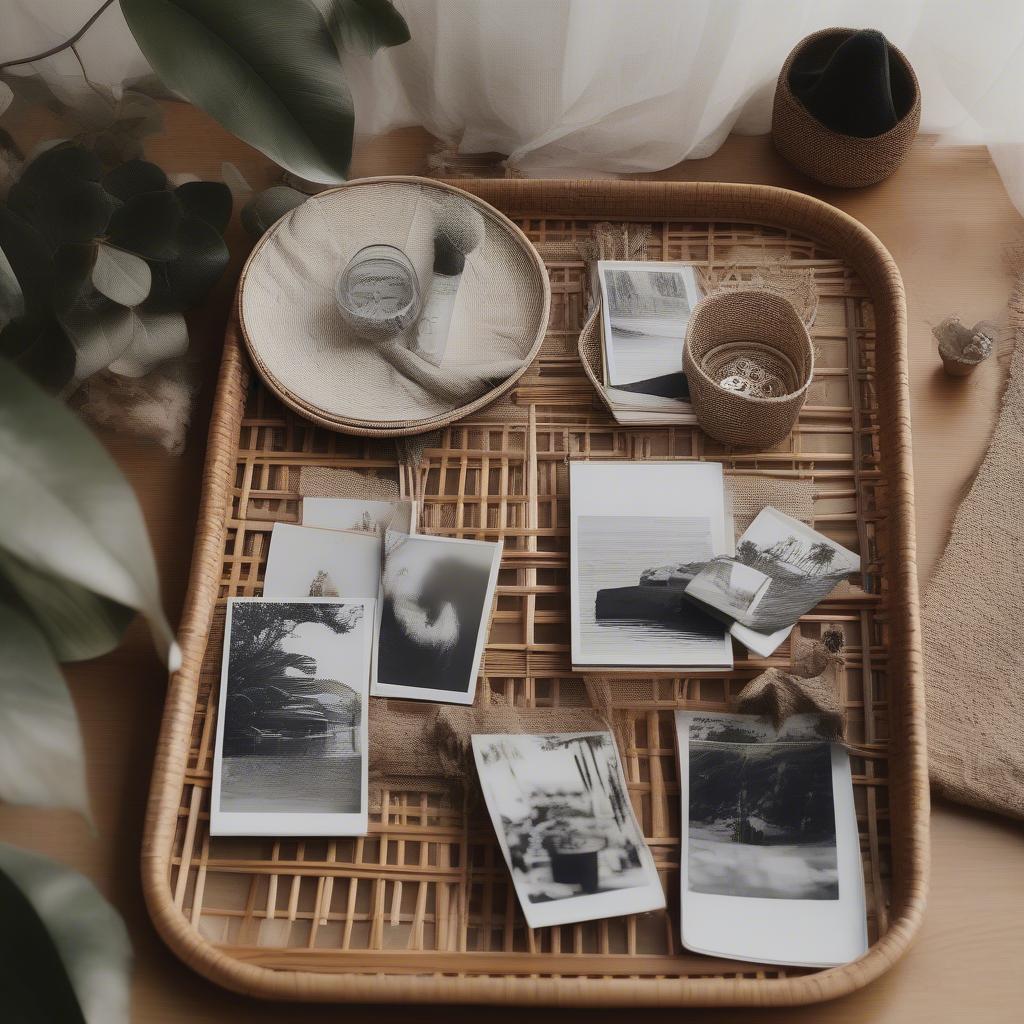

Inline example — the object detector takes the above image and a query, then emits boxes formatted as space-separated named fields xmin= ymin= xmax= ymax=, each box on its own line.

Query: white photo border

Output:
xmin=371 ymin=532 xmax=503 ymax=705
xmin=471 ymin=731 xmax=666 ymax=929
xmin=211 ymin=595 xmax=374 ymax=837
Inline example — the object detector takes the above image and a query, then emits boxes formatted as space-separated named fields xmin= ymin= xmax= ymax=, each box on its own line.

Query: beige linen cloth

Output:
xmin=240 ymin=182 xmax=541 ymax=425
xmin=921 ymin=260 xmax=1024 ymax=820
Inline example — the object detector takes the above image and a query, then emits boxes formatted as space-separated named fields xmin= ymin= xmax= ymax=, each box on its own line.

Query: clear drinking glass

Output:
xmin=335 ymin=244 xmax=421 ymax=339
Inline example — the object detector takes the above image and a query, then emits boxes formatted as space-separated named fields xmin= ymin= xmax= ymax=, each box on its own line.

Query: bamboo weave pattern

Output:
xmin=145 ymin=182 xmax=925 ymax=1006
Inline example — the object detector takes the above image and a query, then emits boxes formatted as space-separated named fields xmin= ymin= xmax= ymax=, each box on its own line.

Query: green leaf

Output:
xmin=0 ymin=245 xmax=24 ymax=328
xmin=101 ymin=159 xmax=168 ymax=201
xmin=0 ymin=549 xmax=134 ymax=662
xmin=106 ymin=189 xmax=182 ymax=260
xmin=325 ymin=0 xmax=410 ymax=56
xmin=60 ymin=302 xmax=135 ymax=381
xmin=8 ymin=165 xmax=120 ymax=248
xmin=0 ymin=207 xmax=55 ymax=313
xmin=0 ymin=315 xmax=76 ymax=392
xmin=109 ymin=308 xmax=189 ymax=377
xmin=0 ymin=864 xmax=87 ymax=1024
xmin=148 ymin=215 xmax=228 ymax=311
xmin=0 ymin=843 xmax=131 ymax=1024
xmin=52 ymin=243 xmax=98 ymax=315
xmin=0 ymin=358 xmax=179 ymax=668
xmin=240 ymin=185 xmax=307 ymax=238
xmin=0 ymin=80 xmax=12 ymax=118
xmin=0 ymin=600 xmax=89 ymax=815
xmin=17 ymin=142 xmax=102 ymax=190
xmin=92 ymin=243 xmax=151 ymax=307
xmin=175 ymin=180 xmax=231 ymax=233
xmin=120 ymin=0 xmax=355 ymax=183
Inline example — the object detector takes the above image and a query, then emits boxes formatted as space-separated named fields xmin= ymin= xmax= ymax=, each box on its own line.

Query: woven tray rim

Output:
xmin=142 ymin=178 xmax=928 ymax=1008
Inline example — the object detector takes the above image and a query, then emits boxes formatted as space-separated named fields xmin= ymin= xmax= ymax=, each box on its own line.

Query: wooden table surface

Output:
xmin=2 ymin=104 xmax=1023 ymax=1022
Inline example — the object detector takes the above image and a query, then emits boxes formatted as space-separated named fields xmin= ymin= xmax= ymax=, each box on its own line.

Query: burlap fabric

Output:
xmin=771 ymin=28 xmax=921 ymax=189
xmin=684 ymin=289 xmax=814 ymax=448
xmin=726 ymin=473 xmax=815 ymax=535
xmin=921 ymin=257 xmax=1024 ymax=820
xmin=368 ymin=692 xmax=607 ymax=805
xmin=239 ymin=178 xmax=549 ymax=436
xmin=736 ymin=633 xmax=847 ymax=739
xmin=298 ymin=465 xmax=400 ymax=500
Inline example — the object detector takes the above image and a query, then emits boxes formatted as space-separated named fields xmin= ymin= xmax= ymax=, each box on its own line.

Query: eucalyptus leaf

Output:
xmin=0 ymin=245 xmax=24 ymax=327
xmin=0 ymin=358 xmax=179 ymax=668
xmin=241 ymin=185 xmax=307 ymax=238
xmin=0 ymin=843 xmax=131 ymax=1024
xmin=0 ymin=548 xmax=135 ymax=663
xmin=92 ymin=243 xmax=151 ymax=307
xmin=0 ymin=207 xmax=54 ymax=312
xmin=17 ymin=142 xmax=102 ymax=190
xmin=60 ymin=302 xmax=135 ymax=381
xmin=0 ymin=315 xmax=76 ymax=392
xmin=325 ymin=0 xmax=410 ymax=56
xmin=11 ymin=180 xmax=120 ymax=248
xmin=101 ymin=159 xmax=167 ymax=201
xmin=148 ymin=215 xmax=228 ymax=311
xmin=106 ymin=189 xmax=182 ymax=260
xmin=52 ymin=243 xmax=98 ymax=315
xmin=120 ymin=0 xmax=356 ymax=183
xmin=109 ymin=308 xmax=189 ymax=377
xmin=0 ymin=600 xmax=89 ymax=816
xmin=175 ymin=180 xmax=232 ymax=233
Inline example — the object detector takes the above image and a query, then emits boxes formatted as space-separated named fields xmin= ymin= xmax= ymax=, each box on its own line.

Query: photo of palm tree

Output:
xmin=684 ymin=507 xmax=860 ymax=635
xmin=214 ymin=598 xmax=372 ymax=829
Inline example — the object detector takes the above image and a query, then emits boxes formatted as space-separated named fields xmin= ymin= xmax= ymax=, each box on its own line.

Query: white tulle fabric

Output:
xmin=5 ymin=0 xmax=1024 ymax=211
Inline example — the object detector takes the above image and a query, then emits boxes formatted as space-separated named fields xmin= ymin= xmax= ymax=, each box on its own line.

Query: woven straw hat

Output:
xmin=772 ymin=27 xmax=921 ymax=188
xmin=238 ymin=177 xmax=550 ymax=436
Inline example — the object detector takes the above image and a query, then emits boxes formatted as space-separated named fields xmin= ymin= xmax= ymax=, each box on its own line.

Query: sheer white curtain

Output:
xmin=5 ymin=0 xmax=1024 ymax=210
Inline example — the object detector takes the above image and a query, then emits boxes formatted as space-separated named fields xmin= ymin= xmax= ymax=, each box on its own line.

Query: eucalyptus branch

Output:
xmin=0 ymin=0 xmax=117 ymax=71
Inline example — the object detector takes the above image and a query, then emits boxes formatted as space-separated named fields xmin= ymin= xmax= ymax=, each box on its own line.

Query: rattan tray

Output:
xmin=143 ymin=180 xmax=928 ymax=1007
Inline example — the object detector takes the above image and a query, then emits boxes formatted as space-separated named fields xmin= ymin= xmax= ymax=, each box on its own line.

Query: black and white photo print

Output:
xmin=685 ymin=507 xmax=860 ymax=636
xmin=472 ymin=732 xmax=665 ymax=929
xmin=686 ymin=714 xmax=839 ymax=900
xmin=569 ymin=461 xmax=733 ymax=670
xmin=211 ymin=597 xmax=374 ymax=836
xmin=372 ymin=530 xmax=502 ymax=704
xmin=263 ymin=523 xmax=381 ymax=602
xmin=676 ymin=711 xmax=867 ymax=968
xmin=598 ymin=260 xmax=700 ymax=397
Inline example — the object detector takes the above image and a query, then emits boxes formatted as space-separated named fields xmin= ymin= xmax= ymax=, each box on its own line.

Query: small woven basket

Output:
xmin=772 ymin=27 xmax=921 ymax=188
xmin=683 ymin=289 xmax=814 ymax=448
